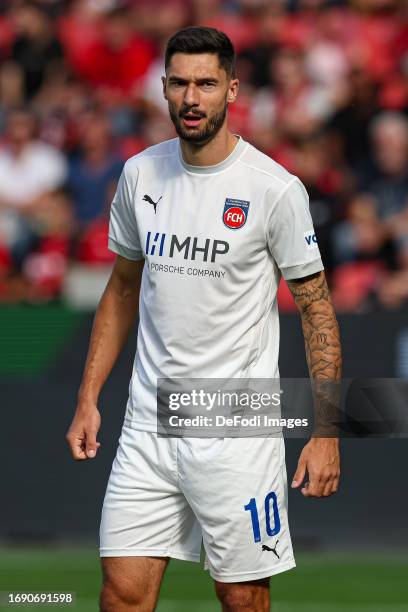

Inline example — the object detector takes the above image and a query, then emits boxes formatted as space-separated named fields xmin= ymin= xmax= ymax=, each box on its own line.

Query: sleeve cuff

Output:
xmin=108 ymin=238 xmax=144 ymax=261
xmin=280 ymin=258 xmax=324 ymax=280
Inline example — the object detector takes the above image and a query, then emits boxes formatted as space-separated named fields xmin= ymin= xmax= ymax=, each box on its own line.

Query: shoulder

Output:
xmin=123 ymin=138 xmax=177 ymax=178
xmin=238 ymin=141 xmax=301 ymax=196
xmin=238 ymin=141 xmax=311 ymax=212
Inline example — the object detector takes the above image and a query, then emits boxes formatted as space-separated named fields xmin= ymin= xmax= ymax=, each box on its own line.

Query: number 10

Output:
xmin=244 ymin=492 xmax=281 ymax=542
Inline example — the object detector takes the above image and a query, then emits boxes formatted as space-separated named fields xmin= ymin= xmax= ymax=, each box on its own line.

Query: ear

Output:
xmin=227 ymin=78 xmax=239 ymax=104
xmin=161 ymin=76 xmax=167 ymax=100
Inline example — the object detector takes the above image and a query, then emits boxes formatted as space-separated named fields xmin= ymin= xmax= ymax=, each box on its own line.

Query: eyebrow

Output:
xmin=167 ymin=76 xmax=219 ymax=84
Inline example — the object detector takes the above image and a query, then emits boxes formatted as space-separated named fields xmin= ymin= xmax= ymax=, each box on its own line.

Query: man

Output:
xmin=0 ymin=107 xmax=68 ymax=270
xmin=66 ymin=27 xmax=341 ymax=612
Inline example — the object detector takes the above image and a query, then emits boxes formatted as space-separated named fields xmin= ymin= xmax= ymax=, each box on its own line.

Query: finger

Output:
xmin=85 ymin=431 xmax=101 ymax=459
xmin=328 ymin=477 xmax=339 ymax=495
xmin=301 ymin=481 xmax=310 ymax=496
xmin=291 ymin=459 xmax=307 ymax=488
xmin=320 ymin=469 xmax=340 ymax=496
xmin=303 ymin=476 xmax=324 ymax=497
xmin=73 ymin=447 xmax=88 ymax=461
xmin=66 ymin=433 xmax=88 ymax=461
xmin=323 ymin=479 xmax=336 ymax=497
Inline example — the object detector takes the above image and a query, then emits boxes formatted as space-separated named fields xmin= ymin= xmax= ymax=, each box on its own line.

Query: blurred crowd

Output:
xmin=0 ymin=0 xmax=407 ymax=310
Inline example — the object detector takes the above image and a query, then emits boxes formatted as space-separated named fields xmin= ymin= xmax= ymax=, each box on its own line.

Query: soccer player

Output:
xmin=66 ymin=26 xmax=341 ymax=612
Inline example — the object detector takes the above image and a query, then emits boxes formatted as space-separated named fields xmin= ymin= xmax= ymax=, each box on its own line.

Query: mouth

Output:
xmin=181 ymin=113 xmax=205 ymax=128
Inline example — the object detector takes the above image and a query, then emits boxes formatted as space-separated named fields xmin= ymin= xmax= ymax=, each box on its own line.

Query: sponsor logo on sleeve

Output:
xmin=304 ymin=231 xmax=318 ymax=249
xmin=223 ymin=198 xmax=250 ymax=230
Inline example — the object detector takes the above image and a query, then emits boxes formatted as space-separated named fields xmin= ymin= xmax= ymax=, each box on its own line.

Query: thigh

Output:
xmin=179 ymin=435 xmax=296 ymax=583
xmin=101 ymin=556 xmax=168 ymax=610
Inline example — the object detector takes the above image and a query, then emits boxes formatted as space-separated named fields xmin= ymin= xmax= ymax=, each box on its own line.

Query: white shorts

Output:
xmin=99 ymin=426 xmax=296 ymax=583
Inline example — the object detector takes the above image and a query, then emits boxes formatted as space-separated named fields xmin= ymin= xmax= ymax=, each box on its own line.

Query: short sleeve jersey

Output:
xmin=109 ymin=136 xmax=324 ymax=430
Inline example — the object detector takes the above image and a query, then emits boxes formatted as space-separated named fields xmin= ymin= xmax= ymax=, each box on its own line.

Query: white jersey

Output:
xmin=108 ymin=136 xmax=324 ymax=431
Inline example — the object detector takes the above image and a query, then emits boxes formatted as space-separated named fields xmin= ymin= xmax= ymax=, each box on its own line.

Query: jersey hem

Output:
xmin=108 ymin=237 xmax=144 ymax=261
xmin=124 ymin=418 xmax=159 ymax=432
xmin=281 ymin=258 xmax=324 ymax=280
xmin=123 ymin=418 xmax=284 ymax=436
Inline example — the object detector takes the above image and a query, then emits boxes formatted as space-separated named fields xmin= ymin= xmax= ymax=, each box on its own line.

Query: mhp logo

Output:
xmin=223 ymin=198 xmax=250 ymax=230
xmin=146 ymin=232 xmax=166 ymax=256
xmin=146 ymin=232 xmax=229 ymax=262
xmin=304 ymin=231 xmax=318 ymax=249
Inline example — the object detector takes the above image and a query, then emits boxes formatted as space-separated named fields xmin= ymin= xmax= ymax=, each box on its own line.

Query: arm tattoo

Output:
xmin=287 ymin=271 xmax=342 ymax=435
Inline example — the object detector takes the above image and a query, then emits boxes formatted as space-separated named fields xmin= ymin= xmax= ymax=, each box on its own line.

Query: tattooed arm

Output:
xmin=287 ymin=270 xmax=342 ymax=498
xmin=288 ymin=269 xmax=342 ymax=391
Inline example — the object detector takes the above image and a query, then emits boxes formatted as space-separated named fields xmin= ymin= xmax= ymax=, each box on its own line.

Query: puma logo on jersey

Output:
xmin=261 ymin=540 xmax=280 ymax=558
xmin=143 ymin=194 xmax=162 ymax=214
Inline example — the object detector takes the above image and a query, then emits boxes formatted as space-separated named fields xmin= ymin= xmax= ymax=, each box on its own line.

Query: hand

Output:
xmin=66 ymin=403 xmax=101 ymax=460
xmin=291 ymin=438 xmax=340 ymax=497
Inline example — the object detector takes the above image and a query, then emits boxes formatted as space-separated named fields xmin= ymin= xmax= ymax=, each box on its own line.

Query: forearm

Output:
xmin=288 ymin=272 xmax=342 ymax=434
xmin=297 ymin=291 xmax=341 ymax=382
xmin=78 ymin=275 xmax=140 ymax=404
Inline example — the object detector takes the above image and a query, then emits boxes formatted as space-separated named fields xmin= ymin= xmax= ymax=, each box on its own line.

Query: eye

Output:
xmin=170 ymin=80 xmax=186 ymax=88
xmin=202 ymin=82 xmax=216 ymax=89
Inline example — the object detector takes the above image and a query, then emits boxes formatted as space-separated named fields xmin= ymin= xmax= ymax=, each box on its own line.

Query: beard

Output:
xmin=169 ymin=100 xmax=228 ymax=145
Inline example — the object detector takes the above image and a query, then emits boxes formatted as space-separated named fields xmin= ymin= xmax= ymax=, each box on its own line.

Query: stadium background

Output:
xmin=0 ymin=0 xmax=407 ymax=610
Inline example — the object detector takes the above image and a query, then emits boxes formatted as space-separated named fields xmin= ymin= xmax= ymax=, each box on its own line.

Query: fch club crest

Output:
xmin=223 ymin=198 xmax=250 ymax=230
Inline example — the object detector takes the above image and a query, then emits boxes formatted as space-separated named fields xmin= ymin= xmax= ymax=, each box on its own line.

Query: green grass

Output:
xmin=0 ymin=547 xmax=407 ymax=611
xmin=0 ymin=305 xmax=84 ymax=375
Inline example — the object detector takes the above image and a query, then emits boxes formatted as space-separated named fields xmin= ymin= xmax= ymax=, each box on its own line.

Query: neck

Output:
xmin=179 ymin=128 xmax=238 ymax=167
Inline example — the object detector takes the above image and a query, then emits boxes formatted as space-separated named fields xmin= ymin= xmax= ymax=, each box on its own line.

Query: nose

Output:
xmin=183 ymin=83 xmax=200 ymax=108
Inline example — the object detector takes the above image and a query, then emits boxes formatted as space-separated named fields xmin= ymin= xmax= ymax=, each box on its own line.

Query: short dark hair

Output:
xmin=165 ymin=27 xmax=236 ymax=78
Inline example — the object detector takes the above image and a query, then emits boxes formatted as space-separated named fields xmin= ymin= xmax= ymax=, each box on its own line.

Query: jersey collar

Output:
xmin=177 ymin=135 xmax=247 ymax=175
